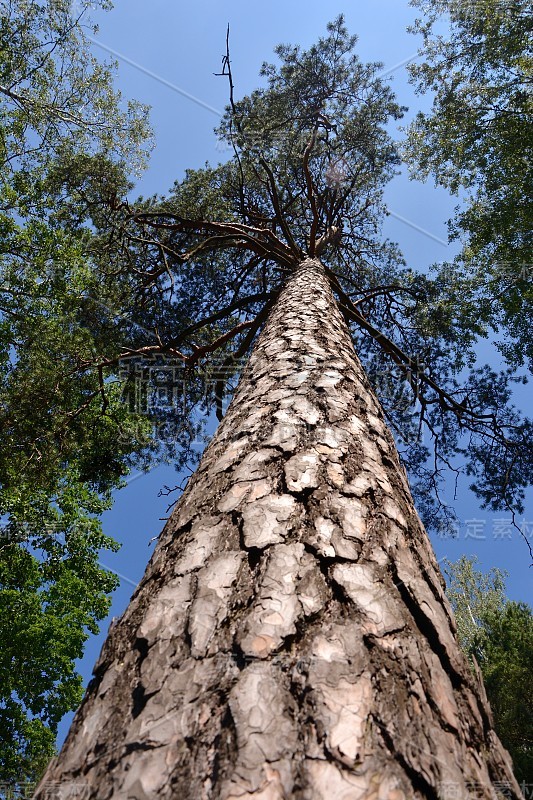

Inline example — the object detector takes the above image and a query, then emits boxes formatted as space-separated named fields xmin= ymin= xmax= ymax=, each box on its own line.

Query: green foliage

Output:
xmin=445 ymin=557 xmax=533 ymax=782
xmin=0 ymin=537 xmax=117 ymax=785
xmin=406 ymin=0 xmax=533 ymax=370
xmin=0 ymin=0 xmax=151 ymax=178
xmin=0 ymin=0 xmax=155 ymax=788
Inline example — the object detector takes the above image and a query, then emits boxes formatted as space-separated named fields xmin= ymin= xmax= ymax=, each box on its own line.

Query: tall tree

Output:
xmin=0 ymin=0 xmax=152 ymax=789
xmin=36 ymin=257 xmax=523 ymax=799
xmin=33 ymin=18 xmax=530 ymax=798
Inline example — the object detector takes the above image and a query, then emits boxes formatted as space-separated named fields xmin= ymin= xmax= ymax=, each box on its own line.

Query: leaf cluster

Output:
xmin=0 ymin=0 xmax=151 ymax=179
xmin=445 ymin=556 xmax=533 ymax=782
xmin=0 ymin=0 xmax=157 ymax=787
xmin=406 ymin=0 xmax=533 ymax=370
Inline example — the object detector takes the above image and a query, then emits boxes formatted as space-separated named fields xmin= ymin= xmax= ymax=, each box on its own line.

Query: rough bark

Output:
xmin=36 ymin=259 xmax=522 ymax=800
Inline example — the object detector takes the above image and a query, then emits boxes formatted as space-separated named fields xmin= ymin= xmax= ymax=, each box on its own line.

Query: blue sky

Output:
xmin=57 ymin=0 xmax=531 ymax=743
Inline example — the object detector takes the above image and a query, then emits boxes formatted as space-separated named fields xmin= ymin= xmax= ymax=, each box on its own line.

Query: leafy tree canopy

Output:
xmin=406 ymin=0 xmax=533 ymax=370
xmin=445 ymin=556 xmax=533 ymax=783
xmin=103 ymin=17 xmax=532 ymax=535
xmin=0 ymin=0 xmax=154 ymax=789
xmin=0 ymin=0 xmax=151 ymax=178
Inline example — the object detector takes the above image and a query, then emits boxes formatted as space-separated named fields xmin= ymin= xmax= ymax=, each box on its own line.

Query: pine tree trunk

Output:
xmin=35 ymin=259 xmax=522 ymax=800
